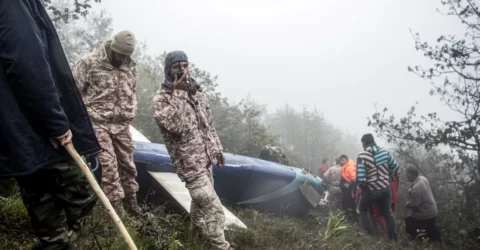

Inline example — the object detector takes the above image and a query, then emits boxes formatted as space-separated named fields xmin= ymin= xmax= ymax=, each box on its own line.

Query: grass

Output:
xmin=0 ymin=187 xmax=468 ymax=250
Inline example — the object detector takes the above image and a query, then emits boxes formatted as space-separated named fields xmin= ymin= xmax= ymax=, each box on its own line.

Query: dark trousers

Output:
xmin=358 ymin=187 xmax=397 ymax=240
xmin=15 ymin=160 xmax=97 ymax=250
xmin=340 ymin=182 xmax=356 ymax=212
xmin=405 ymin=216 xmax=442 ymax=242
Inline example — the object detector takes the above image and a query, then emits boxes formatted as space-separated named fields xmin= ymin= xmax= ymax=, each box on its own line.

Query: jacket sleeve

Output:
xmin=0 ymin=1 xmax=69 ymax=137
xmin=406 ymin=189 xmax=421 ymax=210
xmin=131 ymin=66 xmax=138 ymax=114
xmin=153 ymin=94 xmax=184 ymax=135
xmin=73 ymin=58 xmax=90 ymax=96
xmin=356 ymin=157 xmax=367 ymax=184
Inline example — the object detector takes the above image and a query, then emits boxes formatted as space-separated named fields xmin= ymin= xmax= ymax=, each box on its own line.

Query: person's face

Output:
xmin=169 ymin=61 xmax=189 ymax=80
xmin=110 ymin=50 xmax=129 ymax=68
xmin=340 ymin=158 xmax=347 ymax=166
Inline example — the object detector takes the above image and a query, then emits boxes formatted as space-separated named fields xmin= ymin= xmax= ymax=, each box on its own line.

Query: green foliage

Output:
xmin=0 ymin=186 xmax=466 ymax=250
xmin=323 ymin=211 xmax=348 ymax=239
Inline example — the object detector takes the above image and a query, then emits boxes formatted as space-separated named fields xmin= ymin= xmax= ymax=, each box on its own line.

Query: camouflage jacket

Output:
xmin=73 ymin=41 xmax=137 ymax=128
xmin=153 ymin=89 xmax=223 ymax=183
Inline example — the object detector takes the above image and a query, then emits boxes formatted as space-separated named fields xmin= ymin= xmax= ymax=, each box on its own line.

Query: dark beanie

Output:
xmin=164 ymin=50 xmax=188 ymax=79
xmin=361 ymin=133 xmax=375 ymax=145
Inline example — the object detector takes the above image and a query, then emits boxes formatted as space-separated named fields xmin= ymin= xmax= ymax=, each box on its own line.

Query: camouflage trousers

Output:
xmin=186 ymin=173 xmax=230 ymax=250
xmin=15 ymin=160 xmax=97 ymax=250
xmin=94 ymin=125 xmax=139 ymax=202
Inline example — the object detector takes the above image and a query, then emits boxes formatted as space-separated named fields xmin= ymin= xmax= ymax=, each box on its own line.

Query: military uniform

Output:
xmin=16 ymin=161 xmax=97 ymax=250
xmin=258 ymin=145 xmax=290 ymax=165
xmin=153 ymin=51 xmax=230 ymax=250
xmin=73 ymin=39 xmax=140 ymax=214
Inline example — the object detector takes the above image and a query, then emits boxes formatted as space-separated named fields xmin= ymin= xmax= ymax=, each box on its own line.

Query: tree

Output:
xmin=131 ymin=47 xmax=166 ymax=142
xmin=58 ymin=9 xmax=113 ymax=66
xmin=266 ymin=104 xmax=360 ymax=171
xmin=368 ymin=0 xmax=480 ymax=221
xmin=129 ymin=49 xmax=278 ymax=156
xmin=369 ymin=0 xmax=480 ymax=178
xmin=41 ymin=0 xmax=101 ymax=24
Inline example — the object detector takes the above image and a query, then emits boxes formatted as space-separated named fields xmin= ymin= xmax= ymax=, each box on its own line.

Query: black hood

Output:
xmin=161 ymin=50 xmax=200 ymax=94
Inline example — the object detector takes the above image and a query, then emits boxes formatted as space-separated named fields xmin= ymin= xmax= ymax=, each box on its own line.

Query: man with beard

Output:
xmin=73 ymin=31 xmax=143 ymax=217
xmin=0 ymin=1 xmax=101 ymax=249
xmin=153 ymin=51 xmax=232 ymax=250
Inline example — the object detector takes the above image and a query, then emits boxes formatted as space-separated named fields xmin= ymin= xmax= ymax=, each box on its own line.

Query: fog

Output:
xmin=95 ymin=0 xmax=463 ymax=137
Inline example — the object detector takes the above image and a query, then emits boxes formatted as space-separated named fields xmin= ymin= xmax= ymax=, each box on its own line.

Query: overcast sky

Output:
xmin=94 ymin=0 xmax=462 ymax=138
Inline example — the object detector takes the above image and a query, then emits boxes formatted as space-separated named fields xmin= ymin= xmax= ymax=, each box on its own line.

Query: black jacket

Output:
xmin=0 ymin=0 xmax=101 ymax=177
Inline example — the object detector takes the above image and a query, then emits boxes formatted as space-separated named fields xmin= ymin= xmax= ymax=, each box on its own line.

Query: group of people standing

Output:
xmin=0 ymin=1 xmax=231 ymax=249
xmin=0 ymin=1 xmax=444 ymax=249
xmin=321 ymin=134 xmax=442 ymax=243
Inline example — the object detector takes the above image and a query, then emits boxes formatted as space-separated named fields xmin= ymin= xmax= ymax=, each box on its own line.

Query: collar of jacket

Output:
xmin=366 ymin=144 xmax=379 ymax=153
xmin=171 ymin=89 xmax=190 ymax=100
xmin=97 ymin=40 xmax=136 ymax=71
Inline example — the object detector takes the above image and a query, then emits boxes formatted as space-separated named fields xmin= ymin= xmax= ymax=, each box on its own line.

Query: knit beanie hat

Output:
xmin=163 ymin=51 xmax=189 ymax=79
xmin=110 ymin=30 xmax=136 ymax=56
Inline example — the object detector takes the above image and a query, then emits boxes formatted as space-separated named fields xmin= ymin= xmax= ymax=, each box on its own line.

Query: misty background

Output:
xmin=1 ymin=1 xmax=479 ymax=249
xmin=96 ymin=0 xmax=462 ymax=136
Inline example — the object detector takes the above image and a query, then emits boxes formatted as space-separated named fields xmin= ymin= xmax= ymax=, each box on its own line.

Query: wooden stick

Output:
xmin=64 ymin=143 xmax=137 ymax=250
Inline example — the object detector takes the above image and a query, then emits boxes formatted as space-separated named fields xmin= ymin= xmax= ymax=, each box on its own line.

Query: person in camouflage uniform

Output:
xmin=153 ymin=51 xmax=231 ymax=250
xmin=73 ymin=31 xmax=142 ymax=217
xmin=1 ymin=1 xmax=102 ymax=249
xmin=258 ymin=145 xmax=290 ymax=165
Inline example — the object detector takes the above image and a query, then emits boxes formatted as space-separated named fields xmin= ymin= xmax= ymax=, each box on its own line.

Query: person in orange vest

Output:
xmin=339 ymin=155 xmax=357 ymax=215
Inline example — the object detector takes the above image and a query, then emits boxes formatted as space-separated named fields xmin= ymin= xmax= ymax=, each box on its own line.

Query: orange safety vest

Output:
xmin=341 ymin=159 xmax=356 ymax=183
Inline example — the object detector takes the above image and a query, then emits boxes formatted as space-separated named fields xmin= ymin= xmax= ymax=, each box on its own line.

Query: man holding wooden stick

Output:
xmin=0 ymin=1 xmax=103 ymax=249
